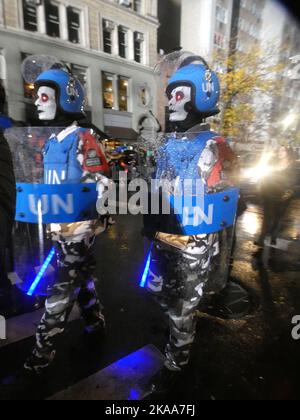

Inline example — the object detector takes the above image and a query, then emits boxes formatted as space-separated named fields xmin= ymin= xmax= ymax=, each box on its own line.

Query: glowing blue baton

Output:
xmin=27 ymin=247 xmax=56 ymax=297
xmin=139 ymin=244 xmax=153 ymax=289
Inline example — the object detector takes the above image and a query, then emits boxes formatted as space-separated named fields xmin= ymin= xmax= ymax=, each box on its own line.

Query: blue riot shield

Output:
xmin=142 ymin=130 xmax=240 ymax=294
xmin=5 ymin=127 xmax=99 ymax=296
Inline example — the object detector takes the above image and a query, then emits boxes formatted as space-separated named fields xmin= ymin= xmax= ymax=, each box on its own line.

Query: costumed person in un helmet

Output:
xmin=144 ymin=54 xmax=239 ymax=393
xmin=23 ymin=58 xmax=111 ymax=374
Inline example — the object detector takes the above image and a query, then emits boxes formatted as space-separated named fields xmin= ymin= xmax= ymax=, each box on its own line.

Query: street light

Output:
xmin=281 ymin=113 xmax=297 ymax=130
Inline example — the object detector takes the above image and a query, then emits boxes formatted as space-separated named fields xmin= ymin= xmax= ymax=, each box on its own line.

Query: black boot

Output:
xmin=24 ymin=349 xmax=56 ymax=375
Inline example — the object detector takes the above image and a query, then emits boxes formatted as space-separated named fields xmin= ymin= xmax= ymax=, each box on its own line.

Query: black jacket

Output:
xmin=0 ymin=131 xmax=16 ymax=222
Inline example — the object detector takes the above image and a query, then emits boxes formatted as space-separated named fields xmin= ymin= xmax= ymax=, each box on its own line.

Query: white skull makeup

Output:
xmin=35 ymin=86 xmax=57 ymax=121
xmin=168 ymin=86 xmax=192 ymax=122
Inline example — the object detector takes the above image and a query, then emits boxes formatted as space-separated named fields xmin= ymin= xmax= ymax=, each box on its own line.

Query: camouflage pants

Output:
xmin=147 ymin=234 xmax=218 ymax=371
xmin=33 ymin=237 xmax=104 ymax=359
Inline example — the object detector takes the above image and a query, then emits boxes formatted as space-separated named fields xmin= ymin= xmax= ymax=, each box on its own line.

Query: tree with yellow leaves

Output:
xmin=214 ymin=45 xmax=284 ymax=144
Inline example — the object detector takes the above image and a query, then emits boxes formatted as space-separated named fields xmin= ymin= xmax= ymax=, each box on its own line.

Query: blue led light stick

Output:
xmin=27 ymin=247 xmax=56 ymax=297
xmin=139 ymin=244 xmax=153 ymax=289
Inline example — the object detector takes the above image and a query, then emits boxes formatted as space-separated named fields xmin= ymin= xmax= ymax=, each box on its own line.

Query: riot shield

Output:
xmin=142 ymin=129 xmax=240 ymax=299
xmin=5 ymin=127 xmax=99 ymax=297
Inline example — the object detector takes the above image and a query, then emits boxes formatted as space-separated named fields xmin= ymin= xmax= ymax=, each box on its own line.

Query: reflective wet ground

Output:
xmin=0 ymin=198 xmax=300 ymax=400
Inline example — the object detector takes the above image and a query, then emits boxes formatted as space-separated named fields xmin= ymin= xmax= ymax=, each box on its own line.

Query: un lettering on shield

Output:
xmin=0 ymin=315 xmax=6 ymax=340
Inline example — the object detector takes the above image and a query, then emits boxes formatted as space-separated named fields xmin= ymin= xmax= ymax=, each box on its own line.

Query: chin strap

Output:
xmin=172 ymin=112 xmax=204 ymax=133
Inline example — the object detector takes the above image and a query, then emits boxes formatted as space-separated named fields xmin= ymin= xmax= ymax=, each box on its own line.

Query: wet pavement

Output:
xmin=0 ymin=198 xmax=300 ymax=400
xmin=194 ymin=199 xmax=300 ymax=400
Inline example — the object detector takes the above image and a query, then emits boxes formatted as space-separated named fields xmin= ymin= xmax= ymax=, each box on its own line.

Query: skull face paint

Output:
xmin=35 ymin=86 xmax=57 ymax=121
xmin=168 ymin=86 xmax=192 ymax=122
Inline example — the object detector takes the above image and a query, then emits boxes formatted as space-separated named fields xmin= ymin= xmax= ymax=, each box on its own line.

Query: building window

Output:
xmin=21 ymin=2 xmax=85 ymax=45
xmin=102 ymin=72 xmax=115 ymax=110
xmin=72 ymin=64 xmax=89 ymax=102
xmin=118 ymin=0 xmax=131 ymax=9
xmin=103 ymin=19 xmax=114 ymax=54
xmin=24 ymin=80 xmax=35 ymax=99
xmin=133 ymin=0 xmax=142 ymax=13
xmin=216 ymin=20 xmax=224 ymax=31
xmin=118 ymin=77 xmax=129 ymax=112
xmin=45 ymin=0 xmax=60 ymax=38
xmin=67 ymin=6 xmax=81 ymax=44
xmin=214 ymin=32 xmax=226 ymax=49
xmin=118 ymin=26 xmax=128 ymax=59
xmin=239 ymin=18 xmax=250 ymax=33
xmin=216 ymin=5 xmax=228 ymax=24
xmin=134 ymin=32 xmax=144 ymax=63
xmin=0 ymin=0 xmax=4 ymax=26
xmin=22 ymin=0 xmax=38 ymax=32
xmin=102 ymin=72 xmax=131 ymax=112
xmin=118 ymin=0 xmax=143 ymax=14
xmin=21 ymin=53 xmax=35 ymax=99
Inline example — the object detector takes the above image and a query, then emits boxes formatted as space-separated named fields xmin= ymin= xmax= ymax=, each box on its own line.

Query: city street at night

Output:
xmin=1 ymin=0 xmax=300 ymax=403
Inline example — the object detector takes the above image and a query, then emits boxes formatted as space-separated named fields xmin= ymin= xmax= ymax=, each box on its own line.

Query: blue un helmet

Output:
xmin=35 ymin=65 xmax=85 ymax=115
xmin=166 ymin=56 xmax=220 ymax=117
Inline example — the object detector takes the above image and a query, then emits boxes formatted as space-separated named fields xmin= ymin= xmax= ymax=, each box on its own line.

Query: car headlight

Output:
xmin=242 ymin=165 xmax=273 ymax=183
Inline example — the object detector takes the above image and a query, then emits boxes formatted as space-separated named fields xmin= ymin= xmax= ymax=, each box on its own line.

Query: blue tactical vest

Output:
xmin=148 ymin=130 xmax=239 ymax=236
xmin=43 ymin=127 xmax=84 ymax=184
xmin=156 ymin=130 xmax=215 ymax=189
xmin=14 ymin=126 xmax=101 ymax=225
